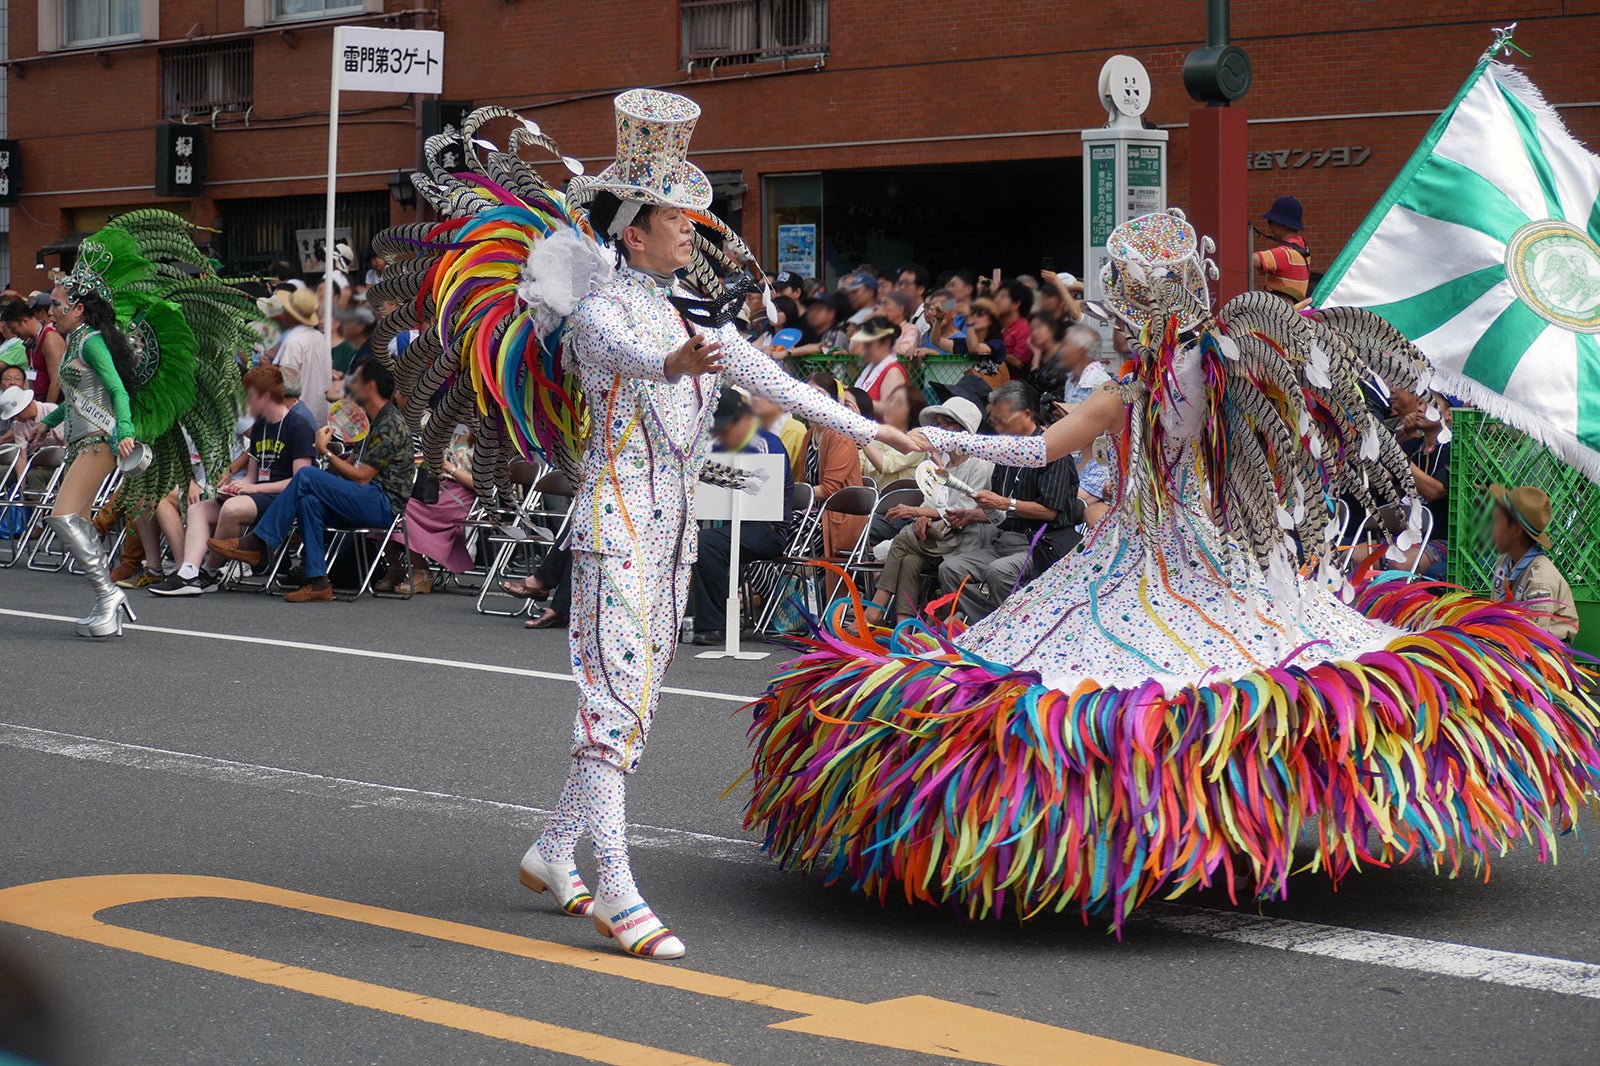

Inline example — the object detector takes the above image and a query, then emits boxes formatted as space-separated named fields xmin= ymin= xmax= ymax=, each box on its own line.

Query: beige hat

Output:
xmin=1490 ymin=484 xmax=1554 ymax=549
xmin=920 ymin=396 xmax=983 ymax=434
xmin=275 ymin=286 xmax=321 ymax=327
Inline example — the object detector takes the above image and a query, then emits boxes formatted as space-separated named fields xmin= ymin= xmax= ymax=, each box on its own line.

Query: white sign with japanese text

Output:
xmin=336 ymin=26 xmax=444 ymax=94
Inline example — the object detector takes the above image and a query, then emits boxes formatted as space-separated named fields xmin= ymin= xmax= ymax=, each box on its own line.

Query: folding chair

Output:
xmin=0 ymin=445 xmax=59 ymax=567
xmin=784 ymin=485 xmax=878 ymax=619
xmin=28 ymin=463 xmax=118 ymax=572
xmin=1346 ymin=500 xmax=1434 ymax=579
xmin=319 ymin=465 xmax=423 ymax=600
xmin=846 ymin=485 xmax=924 ymax=597
xmin=443 ymin=457 xmax=547 ymax=594
xmin=743 ymin=482 xmax=814 ymax=634
xmin=475 ymin=467 xmax=574 ymax=616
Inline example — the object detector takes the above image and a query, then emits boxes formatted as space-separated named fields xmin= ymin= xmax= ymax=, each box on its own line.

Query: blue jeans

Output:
xmin=254 ymin=466 xmax=393 ymax=579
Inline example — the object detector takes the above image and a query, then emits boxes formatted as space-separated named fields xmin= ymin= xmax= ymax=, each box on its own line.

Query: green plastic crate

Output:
xmin=1447 ymin=407 xmax=1600 ymax=603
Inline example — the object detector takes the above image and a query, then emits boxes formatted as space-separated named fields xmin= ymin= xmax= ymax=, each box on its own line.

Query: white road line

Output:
xmin=1139 ymin=904 xmax=1600 ymax=1000
xmin=0 ymin=607 xmax=756 ymax=705
xmin=6 ymin=720 xmax=1600 ymax=1002
xmin=0 ymin=722 xmax=765 ymax=866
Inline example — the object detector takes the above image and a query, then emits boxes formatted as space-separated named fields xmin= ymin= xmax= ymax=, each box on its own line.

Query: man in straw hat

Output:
xmin=1490 ymin=483 xmax=1579 ymax=642
xmin=513 ymin=88 xmax=916 ymax=959
xmin=260 ymin=287 xmax=334 ymax=425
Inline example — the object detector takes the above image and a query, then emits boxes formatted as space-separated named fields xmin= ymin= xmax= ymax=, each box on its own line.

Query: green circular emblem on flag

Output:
xmin=1505 ymin=220 xmax=1600 ymax=334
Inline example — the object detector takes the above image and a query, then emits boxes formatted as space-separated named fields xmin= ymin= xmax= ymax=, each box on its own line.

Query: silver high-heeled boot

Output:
xmin=45 ymin=514 xmax=136 ymax=638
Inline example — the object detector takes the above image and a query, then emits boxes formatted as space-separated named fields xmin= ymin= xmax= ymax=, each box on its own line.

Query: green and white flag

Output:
xmin=1316 ymin=50 xmax=1600 ymax=479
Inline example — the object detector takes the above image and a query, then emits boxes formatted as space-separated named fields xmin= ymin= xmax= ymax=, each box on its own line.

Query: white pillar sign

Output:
xmin=324 ymin=26 xmax=445 ymax=342
xmin=1081 ymin=55 xmax=1168 ymax=306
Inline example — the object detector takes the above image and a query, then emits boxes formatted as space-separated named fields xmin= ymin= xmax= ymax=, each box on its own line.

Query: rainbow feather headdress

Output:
xmin=370 ymin=96 xmax=765 ymax=499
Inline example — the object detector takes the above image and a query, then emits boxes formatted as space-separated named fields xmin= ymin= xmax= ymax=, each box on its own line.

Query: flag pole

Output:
xmin=324 ymin=27 xmax=343 ymax=348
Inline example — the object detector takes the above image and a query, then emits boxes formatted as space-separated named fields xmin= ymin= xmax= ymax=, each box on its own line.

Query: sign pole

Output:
xmin=696 ymin=455 xmax=773 ymax=663
xmin=324 ymin=26 xmax=343 ymax=348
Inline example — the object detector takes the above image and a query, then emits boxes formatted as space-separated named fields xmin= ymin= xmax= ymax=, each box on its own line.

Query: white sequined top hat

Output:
xmin=586 ymin=88 xmax=713 ymax=211
xmin=1099 ymin=209 xmax=1219 ymax=333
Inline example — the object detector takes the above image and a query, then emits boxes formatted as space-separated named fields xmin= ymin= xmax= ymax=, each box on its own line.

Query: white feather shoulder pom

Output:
xmin=518 ymin=227 xmax=615 ymax=317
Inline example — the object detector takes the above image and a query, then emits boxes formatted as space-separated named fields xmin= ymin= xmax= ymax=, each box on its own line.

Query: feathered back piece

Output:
xmin=371 ymin=106 xmax=767 ymax=499
xmin=1102 ymin=211 xmax=1432 ymax=590
xmin=77 ymin=209 xmax=257 ymax=503
xmin=371 ymin=107 xmax=606 ymax=496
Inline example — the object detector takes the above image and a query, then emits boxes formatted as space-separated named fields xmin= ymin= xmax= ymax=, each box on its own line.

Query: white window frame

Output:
xmin=244 ymin=0 xmax=381 ymax=28
xmin=38 ymin=0 xmax=159 ymax=52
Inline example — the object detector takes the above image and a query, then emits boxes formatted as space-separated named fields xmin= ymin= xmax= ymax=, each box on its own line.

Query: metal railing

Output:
xmin=681 ymin=0 xmax=828 ymax=66
xmin=161 ymin=41 xmax=254 ymax=118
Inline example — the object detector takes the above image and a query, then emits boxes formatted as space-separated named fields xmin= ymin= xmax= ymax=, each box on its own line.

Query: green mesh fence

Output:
xmin=785 ymin=353 xmax=977 ymax=403
xmin=1446 ymin=408 xmax=1600 ymax=601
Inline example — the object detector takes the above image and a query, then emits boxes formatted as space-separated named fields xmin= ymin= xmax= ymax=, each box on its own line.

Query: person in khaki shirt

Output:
xmin=1490 ymin=483 xmax=1579 ymax=642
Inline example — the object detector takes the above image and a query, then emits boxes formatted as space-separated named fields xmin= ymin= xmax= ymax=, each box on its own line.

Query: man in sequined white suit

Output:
xmin=514 ymin=91 xmax=911 ymax=960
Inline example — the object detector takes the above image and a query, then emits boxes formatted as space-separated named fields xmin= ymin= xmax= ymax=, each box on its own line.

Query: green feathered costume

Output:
xmin=70 ymin=211 xmax=262 ymax=504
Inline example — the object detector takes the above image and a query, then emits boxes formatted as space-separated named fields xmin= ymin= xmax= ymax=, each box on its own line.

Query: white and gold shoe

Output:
xmin=517 ymin=843 xmax=594 ymax=916
xmin=592 ymin=892 xmax=686 ymax=959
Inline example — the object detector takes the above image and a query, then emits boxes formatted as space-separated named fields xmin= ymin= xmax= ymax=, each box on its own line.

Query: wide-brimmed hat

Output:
xmin=0 ymin=385 xmax=34 ymax=420
xmin=270 ymin=287 xmax=321 ymax=327
xmin=1490 ymin=483 xmax=1554 ymax=549
xmin=854 ymin=316 xmax=897 ymax=344
xmin=1098 ymin=210 xmax=1213 ymax=333
xmin=1264 ymin=195 xmax=1304 ymax=231
xmin=921 ymin=396 xmax=983 ymax=434
xmin=585 ymin=88 xmax=712 ymax=211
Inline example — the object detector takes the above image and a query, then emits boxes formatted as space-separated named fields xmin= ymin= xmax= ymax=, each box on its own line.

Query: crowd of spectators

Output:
xmin=0 ymin=221 xmax=1582 ymax=648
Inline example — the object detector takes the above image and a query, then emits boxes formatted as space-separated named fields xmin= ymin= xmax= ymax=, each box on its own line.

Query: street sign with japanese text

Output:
xmin=0 ymin=140 xmax=21 ymax=208
xmin=155 ymin=124 xmax=204 ymax=197
xmin=336 ymin=26 xmax=444 ymax=94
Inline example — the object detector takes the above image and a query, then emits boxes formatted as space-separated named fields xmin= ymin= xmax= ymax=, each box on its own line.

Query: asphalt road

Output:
xmin=1 ymin=565 xmax=1597 ymax=1066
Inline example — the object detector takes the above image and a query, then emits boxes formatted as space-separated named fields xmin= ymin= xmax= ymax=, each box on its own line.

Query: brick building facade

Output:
xmin=5 ymin=1 xmax=1598 ymax=287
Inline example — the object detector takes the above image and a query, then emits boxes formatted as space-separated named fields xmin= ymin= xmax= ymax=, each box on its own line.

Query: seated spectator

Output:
xmin=862 ymin=383 xmax=927 ymax=492
xmin=0 ymin=363 xmax=26 ymax=393
xmin=208 ymin=361 xmax=412 ymax=602
xmin=861 ymin=397 xmax=994 ymax=626
xmin=1076 ymin=437 xmax=1114 ymax=527
xmin=0 ymin=386 xmax=63 ymax=493
xmin=1490 ymin=483 xmax=1579 ymax=642
xmin=150 ymin=365 xmax=316 ymax=595
xmin=839 ymin=272 xmax=878 ymax=331
xmin=375 ymin=425 xmax=477 ymax=595
xmin=1050 ymin=324 xmax=1114 ymax=408
xmin=750 ymin=392 xmax=806 ymax=476
xmin=1036 ymin=269 xmax=1083 ymax=324
xmin=804 ymin=372 xmax=869 ymax=567
xmin=850 ymin=316 xmax=908 ymax=417
xmin=993 ymin=279 xmax=1034 ymax=374
xmin=935 ymin=297 xmax=1010 ymax=408
xmin=1354 ymin=387 xmax=1450 ymax=577
xmin=937 ymin=381 xmax=1080 ymax=621
xmin=877 ymin=290 xmax=921 ymax=358
xmin=789 ymin=294 xmax=850 ymax=356
xmin=690 ymin=388 xmax=793 ymax=646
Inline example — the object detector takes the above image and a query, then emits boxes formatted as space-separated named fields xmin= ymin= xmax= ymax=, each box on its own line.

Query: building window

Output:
xmin=40 ymin=0 xmax=156 ymax=50
xmin=681 ymin=0 xmax=828 ymax=68
xmin=244 ymin=0 xmax=381 ymax=26
xmin=161 ymin=42 xmax=253 ymax=118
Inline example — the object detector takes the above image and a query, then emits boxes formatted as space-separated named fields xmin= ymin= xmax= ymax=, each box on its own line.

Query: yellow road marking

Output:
xmin=0 ymin=875 xmax=1213 ymax=1065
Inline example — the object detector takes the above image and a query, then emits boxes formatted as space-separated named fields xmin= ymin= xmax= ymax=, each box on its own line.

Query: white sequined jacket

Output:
xmin=566 ymin=267 xmax=877 ymax=564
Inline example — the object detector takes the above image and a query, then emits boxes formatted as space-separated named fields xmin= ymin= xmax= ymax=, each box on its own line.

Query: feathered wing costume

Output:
xmin=370 ymin=107 xmax=766 ymax=501
xmin=746 ymin=211 xmax=1600 ymax=929
xmin=75 ymin=210 xmax=258 ymax=503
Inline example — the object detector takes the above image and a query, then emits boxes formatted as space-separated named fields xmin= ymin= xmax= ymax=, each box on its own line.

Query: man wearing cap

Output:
xmin=1253 ymin=196 xmax=1311 ymax=302
xmin=771 ymin=270 xmax=806 ymax=306
xmin=689 ymin=387 xmax=793 ymax=647
xmin=789 ymin=292 xmax=849 ymax=357
xmin=262 ymin=288 xmax=334 ymax=425
xmin=507 ymin=88 xmax=914 ymax=961
xmin=839 ymin=271 xmax=878 ymax=329
xmin=1490 ymin=484 xmax=1579 ymax=642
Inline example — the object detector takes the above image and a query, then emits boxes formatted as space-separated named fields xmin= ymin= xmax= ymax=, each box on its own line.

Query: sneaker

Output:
xmin=197 ymin=569 xmax=221 ymax=593
xmin=149 ymin=572 xmax=204 ymax=597
xmin=116 ymin=567 xmax=164 ymax=590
